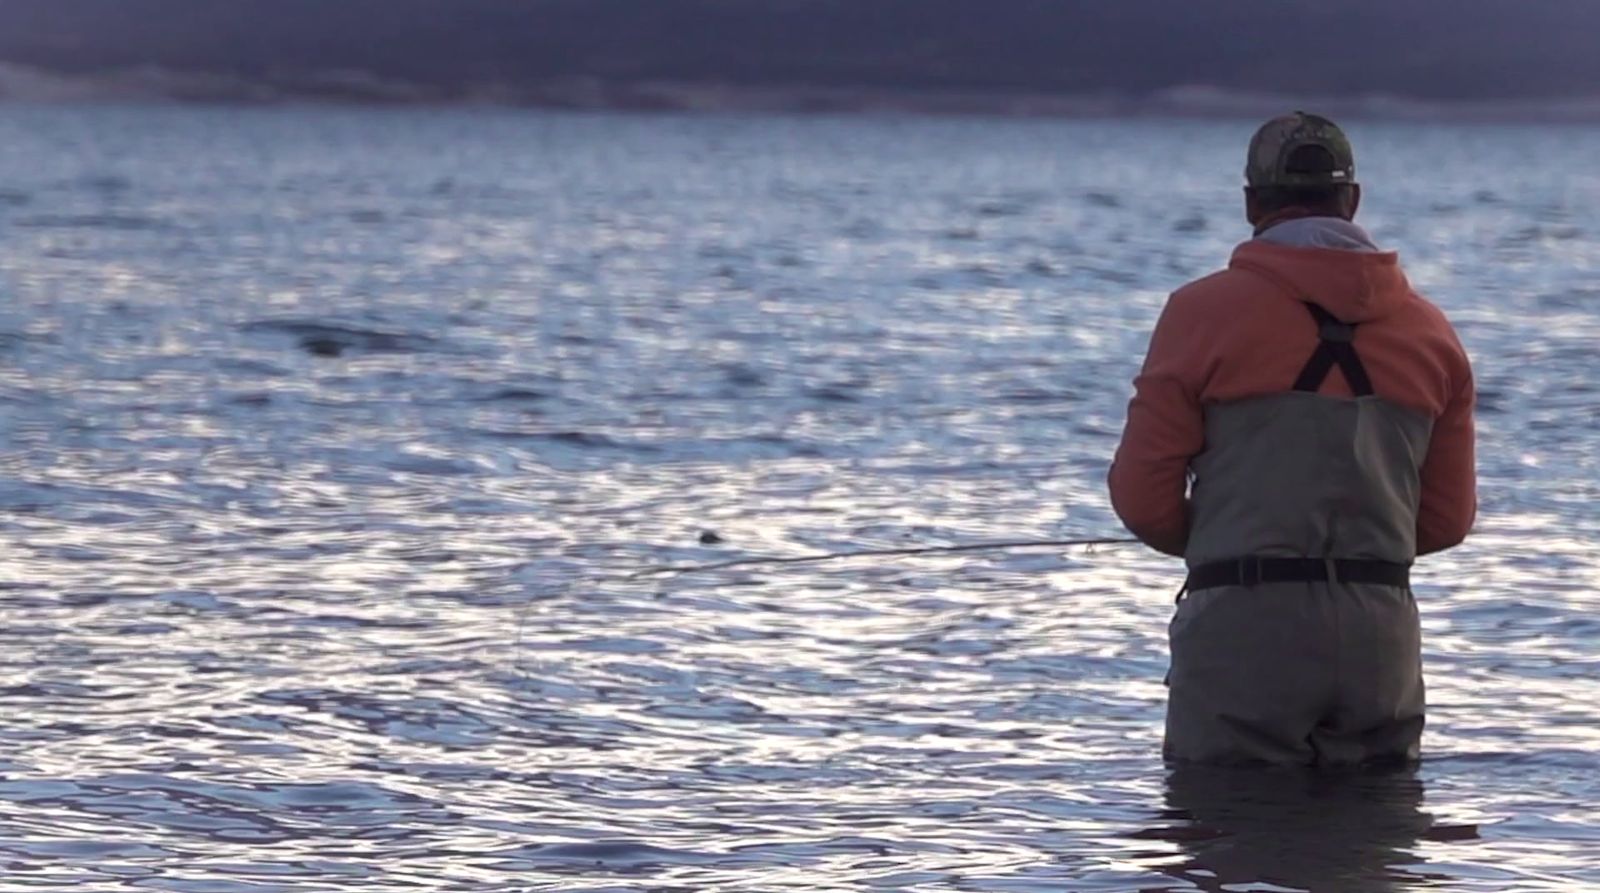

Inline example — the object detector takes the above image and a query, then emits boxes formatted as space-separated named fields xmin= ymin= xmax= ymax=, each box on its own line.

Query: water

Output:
xmin=0 ymin=106 xmax=1598 ymax=892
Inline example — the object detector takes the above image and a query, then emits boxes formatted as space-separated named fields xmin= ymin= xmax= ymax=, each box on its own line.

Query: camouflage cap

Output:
xmin=1245 ymin=111 xmax=1356 ymax=188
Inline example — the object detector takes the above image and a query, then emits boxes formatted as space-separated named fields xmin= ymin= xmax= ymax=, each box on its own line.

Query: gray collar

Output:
xmin=1257 ymin=217 xmax=1383 ymax=253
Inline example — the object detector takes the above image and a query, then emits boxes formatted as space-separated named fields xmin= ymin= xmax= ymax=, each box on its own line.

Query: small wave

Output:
xmin=1502 ymin=224 xmax=1584 ymax=246
xmin=806 ymin=382 xmax=868 ymax=403
xmin=1428 ymin=748 xmax=1600 ymax=771
xmin=975 ymin=200 xmax=1028 ymax=218
xmin=1537 ymin=288 xmax=1600 ymax=310
xmin=215 ymin=358 xmax=292 ymax=377
xmin=0 ymin=480 xmax=178 ymax=513
xmin=472 ymin=386 xmax=552 ymax=403
xmin=719 ymin=363 xmax=767 ymax=387
xmin=543 ymin=431 xmax=658 ymax=451
xmin=223 ymin=392 xmax=274 ymax=407
xmin=476 ymin=429 xmax=657 ymax=452
xmin=80 ymin=174 xmax=132 ymax=194
xmin=1083 ymin=265 xmax=1140 ymax=285
xmin=517 ymin=840 xmax=717 ymax=867
xmin=14 ymin=213 xmax=166 ymax=231
xmin=1000 ymin=387 xmax=1081 ymax=404
xmin=239 ymin=319 xmax=445 ymax=357
xmin=379 ymin=451 xmax=486 ymax=476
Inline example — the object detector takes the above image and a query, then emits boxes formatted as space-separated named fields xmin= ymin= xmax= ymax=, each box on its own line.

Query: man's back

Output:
xmin=1110 ymin=224 xmax=1476 ymax=560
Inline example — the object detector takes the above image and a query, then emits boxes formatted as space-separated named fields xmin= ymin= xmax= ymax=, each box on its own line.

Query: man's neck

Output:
xmin=1252 ymin=208 xmax=1345 ymax=236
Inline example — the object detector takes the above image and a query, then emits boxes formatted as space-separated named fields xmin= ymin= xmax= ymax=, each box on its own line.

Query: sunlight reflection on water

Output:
xmin=0 ymin=106 xmax=1597 ymax=890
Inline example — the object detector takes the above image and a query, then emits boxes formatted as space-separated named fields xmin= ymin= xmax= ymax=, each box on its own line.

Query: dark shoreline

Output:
xmin=4 ymin=66 xmax=1600 ymax=124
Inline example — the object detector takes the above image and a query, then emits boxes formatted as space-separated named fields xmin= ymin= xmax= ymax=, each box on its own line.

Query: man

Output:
xmin=1108 ymin=112 xmax=1476 ymax=766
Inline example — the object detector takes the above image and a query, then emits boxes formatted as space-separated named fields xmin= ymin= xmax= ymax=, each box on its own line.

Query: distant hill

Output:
xmin=2 ymin=0 xmax=1599 ymax=113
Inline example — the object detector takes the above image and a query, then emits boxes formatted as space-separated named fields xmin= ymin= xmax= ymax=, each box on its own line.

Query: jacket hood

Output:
xmin=1229 ymin=229 xmax=1411 ymax=324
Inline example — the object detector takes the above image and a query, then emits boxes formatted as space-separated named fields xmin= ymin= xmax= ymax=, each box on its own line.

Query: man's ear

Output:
xmin=1244 ymin=187 xmax=1262 ymax=228
xmin=1345 ymin=184 xmax=1363 ymax=220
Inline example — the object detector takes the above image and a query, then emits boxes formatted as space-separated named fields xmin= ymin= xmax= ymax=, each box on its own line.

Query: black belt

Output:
xmin=1185 ymin=557 xmax=1411 ymax=593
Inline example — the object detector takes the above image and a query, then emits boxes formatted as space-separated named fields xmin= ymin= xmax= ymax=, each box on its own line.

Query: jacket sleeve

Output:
xmin=1108 ymin=296 xmax=1207 ymax=557
xmin=1416 ymin=364 xmax=1477 ymax=555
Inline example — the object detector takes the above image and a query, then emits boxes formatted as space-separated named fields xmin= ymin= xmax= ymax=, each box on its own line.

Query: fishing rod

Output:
xmin=627 ymin=537 xmax=1141 ymax=580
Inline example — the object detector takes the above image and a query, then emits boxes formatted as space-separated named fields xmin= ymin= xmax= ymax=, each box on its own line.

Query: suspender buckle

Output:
xmin=1318 ymin=320 xmax=1355 ymax=343
xmin=1296 ymin=303 xmax=1375 ymax=396
xmin=1238 ymin=557 xmax=1263 ymax=587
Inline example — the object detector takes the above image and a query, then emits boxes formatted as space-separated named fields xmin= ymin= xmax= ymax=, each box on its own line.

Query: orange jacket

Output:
xmin=1108 ymin=234 xmax=1476 ymax=558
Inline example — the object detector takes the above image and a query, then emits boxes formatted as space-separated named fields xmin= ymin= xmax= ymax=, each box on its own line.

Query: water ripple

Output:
xmin=0 ymin=106 xmax=1595 ymax=891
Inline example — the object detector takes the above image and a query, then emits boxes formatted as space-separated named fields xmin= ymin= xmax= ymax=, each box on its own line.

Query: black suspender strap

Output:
xmin=1292 ymin=303 xmax=1374 ymax=396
